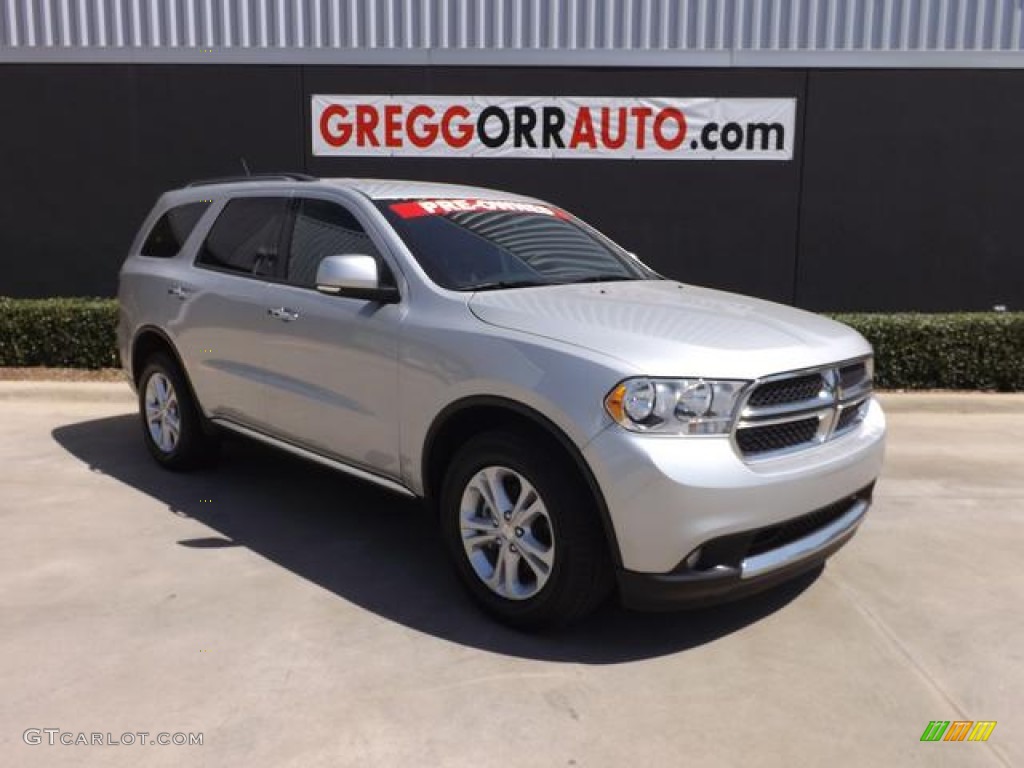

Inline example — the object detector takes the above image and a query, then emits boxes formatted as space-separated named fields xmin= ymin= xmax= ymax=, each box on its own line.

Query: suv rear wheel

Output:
xmin=440 ymin=430 xmax=613 ymax=629
xmin=138 ymin=353 xmax=219 ymax=470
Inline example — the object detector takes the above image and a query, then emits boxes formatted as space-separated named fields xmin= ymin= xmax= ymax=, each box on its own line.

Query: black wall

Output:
xmin=0 ymin=63 xmax=1020 ymax=311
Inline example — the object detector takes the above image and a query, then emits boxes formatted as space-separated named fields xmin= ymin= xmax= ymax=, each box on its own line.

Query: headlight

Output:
xmin=604 ymin=377 xmax=750 ymax=435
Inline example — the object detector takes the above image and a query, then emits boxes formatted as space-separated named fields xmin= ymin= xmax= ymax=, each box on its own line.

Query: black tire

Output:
xmin=440 ymin=430 xmax=613 ymax=629
xmin=137 ymin=352 xmax=219 ymax=471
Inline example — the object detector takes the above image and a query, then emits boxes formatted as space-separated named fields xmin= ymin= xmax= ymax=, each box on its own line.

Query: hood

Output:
xmin=468 ymin=281 xmax=871 ymax=379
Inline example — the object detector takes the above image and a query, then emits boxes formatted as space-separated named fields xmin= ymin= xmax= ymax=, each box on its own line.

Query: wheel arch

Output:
xmin=131 ymin=327 xmax=214 ymax=434
xmin=421 ymin=395 xmax=623 ymax=568
xmin=131 ymin=326 xmax=185 ymax=387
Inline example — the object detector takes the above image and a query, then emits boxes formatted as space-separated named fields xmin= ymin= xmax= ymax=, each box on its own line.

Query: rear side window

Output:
xmin=197 ymin=197 xmax=290 ymax=276
xmin=140 ymin=201 xmax=210 ymax=258
xmin=287 ymin=199 xmax=383 ymax=288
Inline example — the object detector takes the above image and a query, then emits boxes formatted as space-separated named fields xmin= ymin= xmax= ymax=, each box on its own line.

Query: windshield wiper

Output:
xmin=461 ymin=275 xmax=642 ymax=291
xmin=460 ymin=278 xmax=556 ymax=292
xmin=561 ymin=275 xmax=640 ymax=285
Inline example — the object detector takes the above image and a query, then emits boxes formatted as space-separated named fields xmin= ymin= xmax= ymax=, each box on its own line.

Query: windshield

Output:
xmin=377 ymin=198 xmax=659 ymax=291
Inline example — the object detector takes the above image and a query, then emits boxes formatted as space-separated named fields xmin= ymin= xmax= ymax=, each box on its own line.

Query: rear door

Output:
xmin=257 ymin=196 xmax=403 ymax=479
xmin=173 ymin=195 xmax=290 ymax=431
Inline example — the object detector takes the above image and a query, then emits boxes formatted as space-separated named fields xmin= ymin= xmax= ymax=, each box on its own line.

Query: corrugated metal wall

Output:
xmin=2 ymin=0 xmax=1023 ymax=63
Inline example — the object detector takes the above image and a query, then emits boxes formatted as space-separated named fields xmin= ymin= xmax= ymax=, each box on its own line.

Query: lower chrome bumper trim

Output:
xmin=740 ymin=499 xmax=869 ymax=580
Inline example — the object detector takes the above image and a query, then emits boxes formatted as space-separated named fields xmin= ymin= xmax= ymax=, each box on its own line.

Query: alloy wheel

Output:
xmin=144 ymin=372 xmax=181 ymax=454
xmin=459 ymin=466 xmax=556 ymax=600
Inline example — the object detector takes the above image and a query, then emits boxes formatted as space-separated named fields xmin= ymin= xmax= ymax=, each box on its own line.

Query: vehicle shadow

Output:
xmin=52 ymin=414 xmax=822 ymax=664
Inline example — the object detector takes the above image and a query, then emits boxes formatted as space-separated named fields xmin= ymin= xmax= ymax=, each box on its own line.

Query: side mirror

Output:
xmin=315 ymin=254 xmax=399 ymax=303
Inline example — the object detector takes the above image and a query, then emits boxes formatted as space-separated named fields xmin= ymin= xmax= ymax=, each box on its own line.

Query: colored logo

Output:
xmin=920 ymin=720 xmax=996 ymax=742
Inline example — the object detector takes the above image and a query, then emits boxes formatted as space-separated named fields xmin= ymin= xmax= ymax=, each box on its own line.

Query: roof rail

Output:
xmin=186 ymin=173 xmax=317 ymax=188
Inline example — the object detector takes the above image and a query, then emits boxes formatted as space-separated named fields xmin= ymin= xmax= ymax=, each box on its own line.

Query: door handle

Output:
xmin=267 ymin=307 xmax=299 ymax=322
xmin=167 ymin=284 xmax=192 ymax=301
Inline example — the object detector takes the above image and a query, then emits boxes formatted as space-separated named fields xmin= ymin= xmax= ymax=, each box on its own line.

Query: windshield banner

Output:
xmin=389 ymin=199 xmax=563 ymax=218
xmin=312 ymin=95 xmax=796 ymax=161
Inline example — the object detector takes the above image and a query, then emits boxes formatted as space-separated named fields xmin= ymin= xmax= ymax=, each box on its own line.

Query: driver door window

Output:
xmin=287 ymin=199 xmax=385 ymax=288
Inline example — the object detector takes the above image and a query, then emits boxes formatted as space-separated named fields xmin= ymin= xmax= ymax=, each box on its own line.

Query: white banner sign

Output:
xmin=312 ymin=95 xmax=796 ymax=161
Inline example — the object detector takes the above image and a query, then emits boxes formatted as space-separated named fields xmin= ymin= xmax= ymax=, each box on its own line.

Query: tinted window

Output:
xmin=377 ymin=200 xmax=654 ymax=290
xmin=140 ymin=201 xmax=210 ymax=258
xmin=287 ymin=199 xmax=383 ymax=288
xmin=197 ymin=197 xmax=289 ymax=276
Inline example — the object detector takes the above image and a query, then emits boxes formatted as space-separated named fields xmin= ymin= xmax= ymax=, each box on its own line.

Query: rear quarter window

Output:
xmin=140 ymin=201 xmax=211 ymax=258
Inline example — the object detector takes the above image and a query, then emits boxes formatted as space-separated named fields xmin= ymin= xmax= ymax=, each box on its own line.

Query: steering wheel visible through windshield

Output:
xmin=377 ymin=198 xmax=659 ymax=291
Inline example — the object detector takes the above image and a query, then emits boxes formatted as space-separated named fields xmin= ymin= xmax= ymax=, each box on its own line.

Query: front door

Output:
xmin=258 ymin=197 xmax=403 ymax=480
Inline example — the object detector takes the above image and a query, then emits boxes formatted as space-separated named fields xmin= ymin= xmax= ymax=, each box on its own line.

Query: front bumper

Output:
xmin=618 ymin=487 xmax=871 ymax=609
xmin=582 ymin=397 xmax=886 ymax=607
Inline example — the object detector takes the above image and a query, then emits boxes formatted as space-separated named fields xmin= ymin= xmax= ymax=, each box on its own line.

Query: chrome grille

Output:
xmin=735 ymin=417 xmax=821 ymax=456
xmin=835 ymin=401 xmax=869 ymax=434
xmin=734 ymin=357 xmax=873 ymax=460
xmin=839 ymin=362 xmax=869 ymax=391
xmin=746 ymin=373 xmax=823 ymax=407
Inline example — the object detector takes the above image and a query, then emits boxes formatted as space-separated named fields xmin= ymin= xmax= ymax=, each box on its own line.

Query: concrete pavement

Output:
xmin=0 ymin=384 xmax=1021 ymax=767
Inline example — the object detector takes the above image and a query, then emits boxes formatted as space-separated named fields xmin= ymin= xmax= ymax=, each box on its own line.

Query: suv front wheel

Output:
xmin=440 ymin=431 xmax=612 ymax=629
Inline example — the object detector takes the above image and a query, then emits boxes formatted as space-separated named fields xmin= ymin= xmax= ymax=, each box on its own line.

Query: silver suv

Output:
xmin=119 ymin=174 xmax=886 ymax=628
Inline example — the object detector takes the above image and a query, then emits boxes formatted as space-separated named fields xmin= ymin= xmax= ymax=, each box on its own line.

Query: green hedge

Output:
xmin=832 ymin=313 xmax=1023 ymax=391
xmin=0 ymin=297 xmax=119 ymax=369
xmin=0 ymin=298 xmax=1021 ymax=389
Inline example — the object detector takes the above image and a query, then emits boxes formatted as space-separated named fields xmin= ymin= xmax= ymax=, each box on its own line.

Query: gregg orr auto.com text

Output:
xmin=312 ymin=95 xmax=796 ymax=161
